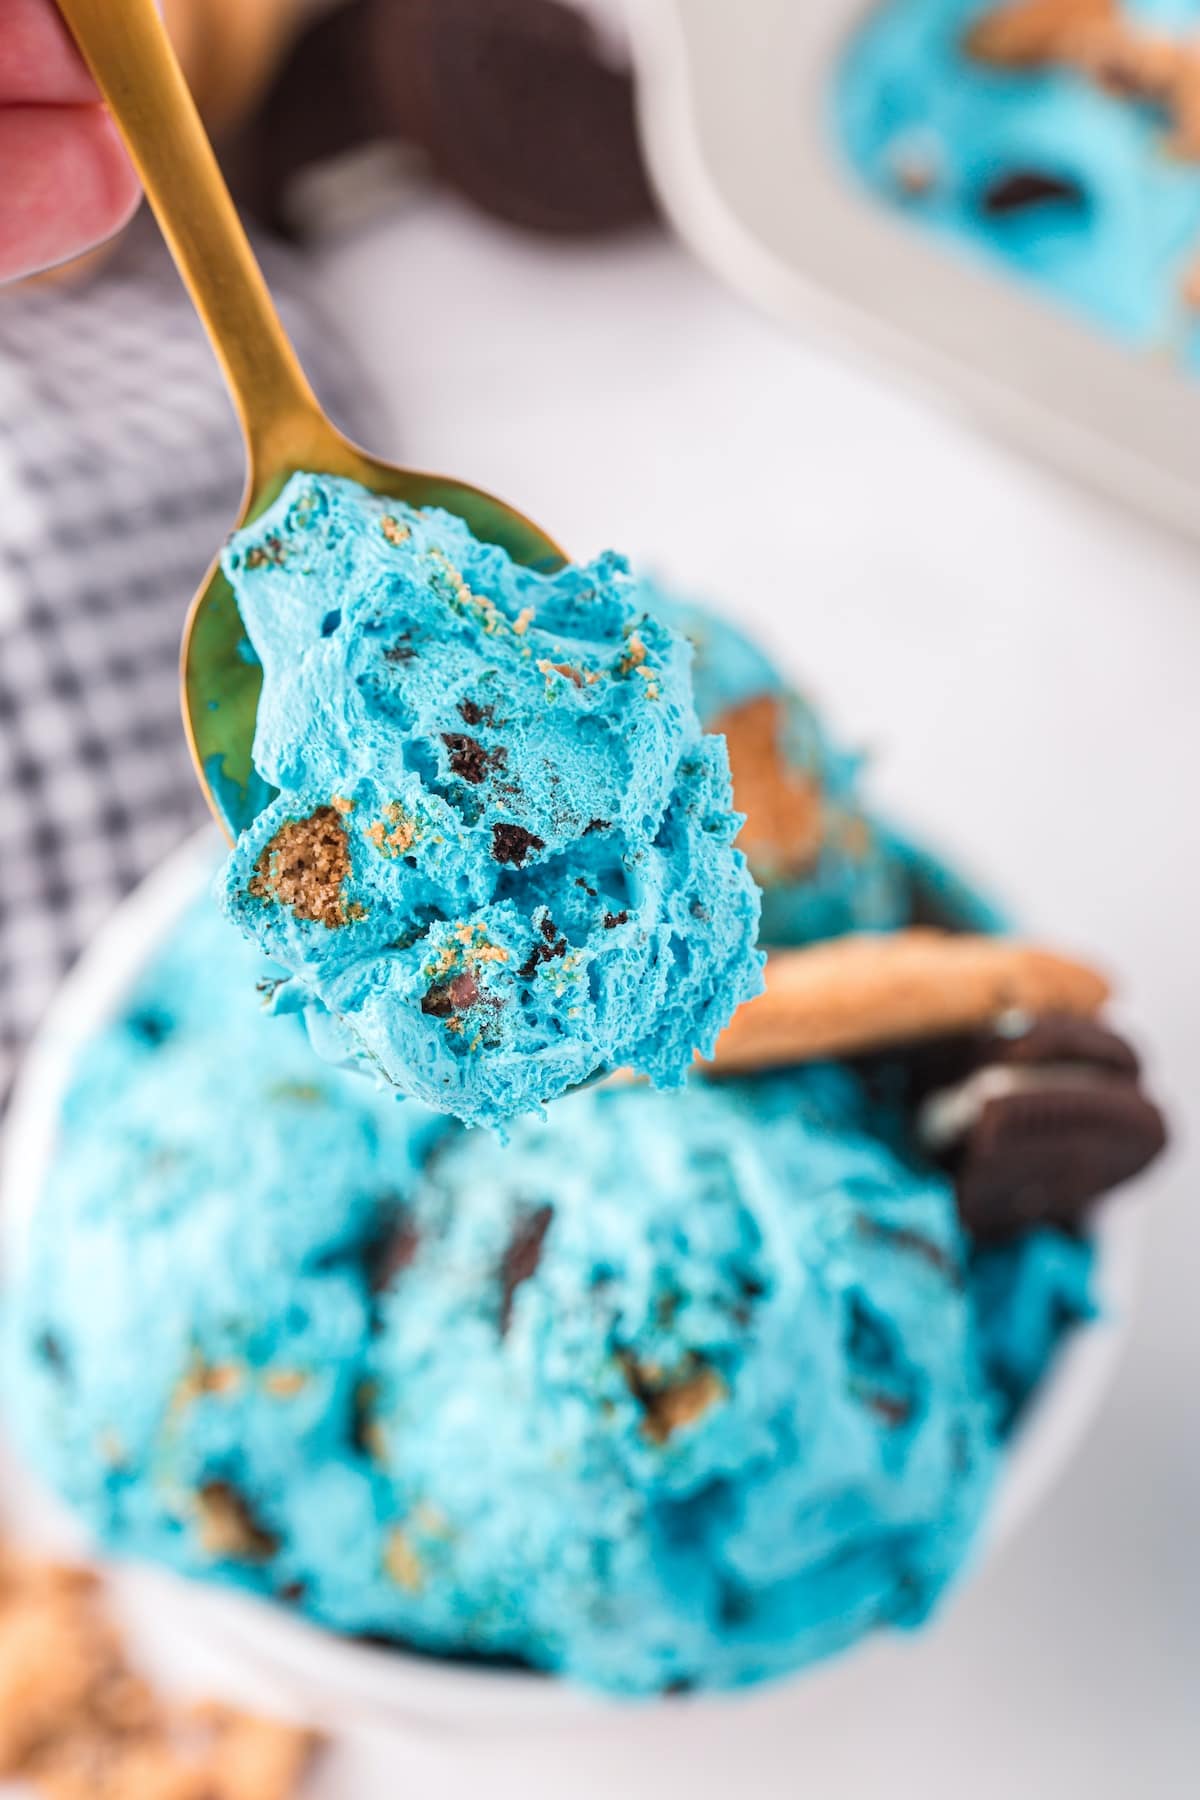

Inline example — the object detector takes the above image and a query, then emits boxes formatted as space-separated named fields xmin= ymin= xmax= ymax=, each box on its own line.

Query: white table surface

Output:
xmin=300 ymin=196 xmax=1199 ymax=1798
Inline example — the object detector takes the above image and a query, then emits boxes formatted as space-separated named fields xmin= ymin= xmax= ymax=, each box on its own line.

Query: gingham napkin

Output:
xmin=0 ymin=218 xmax=373 ymax=1105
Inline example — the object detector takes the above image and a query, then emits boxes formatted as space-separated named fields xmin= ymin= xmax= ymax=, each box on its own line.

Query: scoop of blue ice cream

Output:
xmin=5 ymin=888 xmax=1094 ymax=1696
xmin=218 ymin=475 xmax=763 ymax=1131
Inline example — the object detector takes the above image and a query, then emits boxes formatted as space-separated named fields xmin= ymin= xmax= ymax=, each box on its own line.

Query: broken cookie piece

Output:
xmin=0 ymin=1541 xmax=317 ymax=1800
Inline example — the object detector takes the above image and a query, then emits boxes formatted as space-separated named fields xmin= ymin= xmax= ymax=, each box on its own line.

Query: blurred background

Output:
xmin=2 ymin=0 xmax=1198 ymax=1794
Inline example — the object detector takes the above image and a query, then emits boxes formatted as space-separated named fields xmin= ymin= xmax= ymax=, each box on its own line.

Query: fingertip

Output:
xmin=87 ymin=105 xmax=142 ymax=234
xmin=0 ymin=105 xmax=141 ymax=283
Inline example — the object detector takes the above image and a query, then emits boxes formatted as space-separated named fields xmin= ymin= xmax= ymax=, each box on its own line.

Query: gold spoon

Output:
xmin=54 ymin=2 xmax=1112 ymax=1086
xmin=55 ymin=0 xmax=565 ymax=842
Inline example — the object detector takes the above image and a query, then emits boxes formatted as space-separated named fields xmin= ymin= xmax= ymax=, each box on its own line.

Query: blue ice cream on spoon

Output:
xmin=218 ymin=476 xmax=763 ymax=1131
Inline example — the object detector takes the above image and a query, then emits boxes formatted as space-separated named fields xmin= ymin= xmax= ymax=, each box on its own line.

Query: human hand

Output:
xmin=0 ymin=0 xmax=140 ymax=282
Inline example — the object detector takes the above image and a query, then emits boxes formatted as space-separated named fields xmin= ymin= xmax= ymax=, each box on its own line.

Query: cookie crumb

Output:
xmin=243 ymin=535 xmax=288 ymax=571
xmin=499 ymin=1206 xmax=554 ymax=1334
xmin=262 ymin=1370 xmax=308 ymax=1400
xmin=621 ymin=1356 xmax=726 ymax=1443
xmin=194 ymin=1484 xmax=279 ymax=1563
xmin=491 ymin=822 xmax=546 ymax=866
xmin=0 ymin=1543 xmax=317 ymax=1799
xmin=380 ymin=514 xmax=411 ymax=546
xmin=367 ymin=802 xmax=417 ymax=859
xmin=249 ymin=807 xmax=355 ymax=930
xmin=383 ymin=1529 xmax=424 ymax=1593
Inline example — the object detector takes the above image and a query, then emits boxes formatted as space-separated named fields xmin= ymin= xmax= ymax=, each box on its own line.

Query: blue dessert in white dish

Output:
xmin=7 ymin=595 xmax=1163 ymax=1697
xmin=839 ymin=0 xmax=1200 ymax=366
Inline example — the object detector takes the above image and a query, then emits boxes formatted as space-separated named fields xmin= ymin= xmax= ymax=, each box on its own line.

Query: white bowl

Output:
xmin=0 ymin=828 xmax=1144 ymax=1742
xmin=628 ymin=0 xmax=1200 ymax=544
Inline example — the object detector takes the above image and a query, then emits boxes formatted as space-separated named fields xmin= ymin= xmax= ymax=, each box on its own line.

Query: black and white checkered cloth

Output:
xmin=0 ymin=217 xmax=374 ymax=1104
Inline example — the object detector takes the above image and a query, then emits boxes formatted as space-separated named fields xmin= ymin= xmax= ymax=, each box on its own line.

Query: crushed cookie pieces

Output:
xmin=429 ymin=549 xmax=506 ymax=635
xmin=413 ymin=1503 xmax=452 ymax=1540
xmin=380 ymin=514 xmax=411 ymax=546
xmin=383 ymin=1529 xmax=424 ymax=1593
xmin=262 ymin=1370 xmax=309 ymax=1400
xmin=602 ymin=910 xmax=629 ymax=930
xmin=0 ymin=1548 xmax=318 ymax=1800
xmin=367 ymin=802 xmax=417 ymax=859
xmin=621 ymin=1356 xmax=727 ymax=1444
xmin=458 ymin=698 xmax=495 ymax=727
xmin=330 ymin=794 xmax=354 ymax=815
xmin=855 ymin=1216 xmax=962 ymax=1283
xmin=243 ymin=535 xmax=288 ymax=571
xmin=370 ymin=1219 xmax=420 ymax=1292
xmin=422 ymin=971 xmax=482 ymax=1017
xmin=512 ymin=606 xmax=535 ymax=635
xmin=620 ymin=630 xmax=647 ymax=670
xmin=171 ymin=1358 xmax=242 ymax=1416
xmin=268 ymin=1081 xmax=325 ymax=1105
xmin=491 ymin=822 xmax=545 ymax=866
xmin=249 ymin=806 xmax=356 ymax=930
xmin=537 ymin=659 xmax=600 ymax=688
xmin=499 ymin=1206 xmax=554 ymax=1334
xmin=194 ymin=1484 xmax=279 ymax=1564
xmin=519 ymin=915 xmax=568 ymax=978
xmin=441 ymin=732 xmax=507 ymax=785
xmin=618 ymin=630 xmax=659 ymax=696
xmin=851 ymin=1385 xmax=914 ymax=1429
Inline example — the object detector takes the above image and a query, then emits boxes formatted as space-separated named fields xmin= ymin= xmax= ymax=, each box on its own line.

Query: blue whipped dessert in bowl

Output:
xmin=0 ymin=593 xmax=1164 ymax=1736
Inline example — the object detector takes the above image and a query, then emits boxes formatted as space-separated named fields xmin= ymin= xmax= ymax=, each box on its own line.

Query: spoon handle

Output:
xmin=55 ymin=0 xmax=323 ymax=480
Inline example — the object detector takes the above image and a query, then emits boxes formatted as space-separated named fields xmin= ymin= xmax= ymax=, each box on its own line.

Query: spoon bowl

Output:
xmin=182 ymin=438 xmax=565 ymax=839
xmin=56 ymin=0 xmax=565 ymax=841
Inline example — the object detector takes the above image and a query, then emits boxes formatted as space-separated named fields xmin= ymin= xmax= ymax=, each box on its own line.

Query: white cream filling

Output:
xmin=918 ymin=1063 xmax=1120 ymax=1154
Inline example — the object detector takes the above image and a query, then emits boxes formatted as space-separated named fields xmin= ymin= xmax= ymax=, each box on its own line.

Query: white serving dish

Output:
xmin=0 ymin=828 xmax=1143 ymax=1755
xmin=628 ymin=0 xmax=1200 ymax=543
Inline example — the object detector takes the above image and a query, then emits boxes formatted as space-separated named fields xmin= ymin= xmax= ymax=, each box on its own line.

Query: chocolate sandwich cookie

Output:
xmin=369 ymin=0 xmax=657 ymax=235
xmin=916 ymin=1012 xmax=1167 ymax=1240
xmin=222 ymin=0 xmax=657 ymax=240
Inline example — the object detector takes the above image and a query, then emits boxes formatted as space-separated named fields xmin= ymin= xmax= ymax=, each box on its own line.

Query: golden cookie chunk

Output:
xmin=0 ymin=1582 xmax=122 ymax=1774
xmin=0 ymin=1539 xmax=318 ymax=1800
xmin=706 ymin=930 xmax=1109 ymax=1074
xmin=964 ymin=0 xmax=1116 ymax=68
xmin=710 ymin=695 xmax=825 ymax=879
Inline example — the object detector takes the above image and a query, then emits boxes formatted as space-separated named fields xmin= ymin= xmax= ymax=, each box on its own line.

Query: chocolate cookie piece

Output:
xmin=977 ymin=168 xmax=1090 ymax=217
xmin=917 ymin=1013 xmax=1167 ymax=1240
